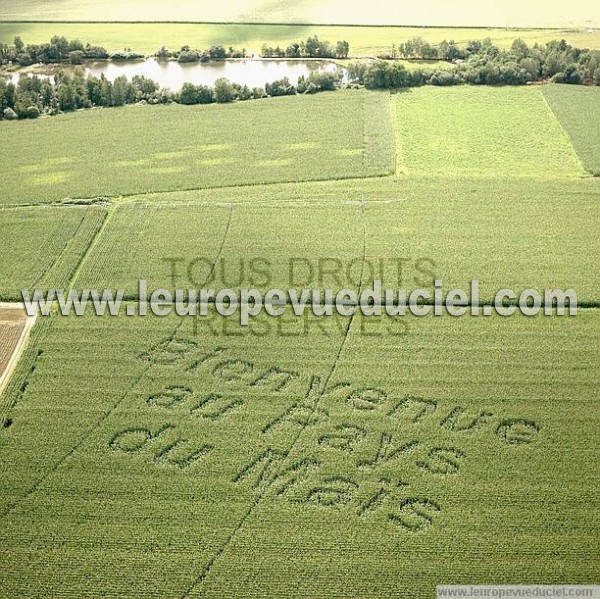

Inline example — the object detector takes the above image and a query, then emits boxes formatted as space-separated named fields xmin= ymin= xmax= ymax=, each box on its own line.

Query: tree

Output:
xmin=439 ymin=40 xmax=463 ymax=61
xmin=111 ymin=75 xmax=132 ymax=106
xmin=50 ymin=36 xmax=69 ymax=58
xmin=346 ymin=61 xmax=368 ymax=83
xmin=335 ymin=41 xmax=350 ymax=59
xmin=14 ymin=36 xmax=24 ymax=53
xmin=69 ymin=50 xmax=84 ymax=64
xmin=304 ymin=36 xmax=320 ymax=58
xmin=17 ymin=53 xmax=33 ymax=66
xmin=510 ymin=38 xmax=529 ymax=59
xmin=364 ymin=60 xmax=391 ymax=88
xmin=84 ymin=44 xmax=109 ymax=59
xmin=520 ymin=57 xmax=540 ymax=79
xmin=57 ymin=82 xmax=76 ymax=111
xmin=68 ymin=39 xmax=84 ymax=52
xmin=214 ymin=78 xmax=235 ymax=103
xmin=1 ymin=81 xmax=16 ymax=109
xmin=208 ymin=45 xmax=226 ymax=60
xmin=155 ymin=46 xmax=171 ymax=59
xmin=177 ymin=50 xmax=199 ymax=63
xmin=99 ymin=75 xmax=112 ymax=106
xmin=285 ymin=43 xmax=301 ymax=58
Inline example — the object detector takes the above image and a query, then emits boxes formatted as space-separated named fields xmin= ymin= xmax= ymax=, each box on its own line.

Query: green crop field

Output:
xmin=0 ymin=309 xmax=598 ymax=597
xmin=0 ymin=91 xmax=394 ymax=205
xmin=71 ymin=177 xmax=600 ymax=303
xmin=2 ymin=22 xmax=600 ymax=56
xmin=1 ymin=57 xmax=600 ymax=597
xmin=542 ymin=84 xmax=600 ymax=176
xmin=394 ymin=86 xmax=585 ymax=178
xmin=0 ymin=205 xmax=106 ymax=300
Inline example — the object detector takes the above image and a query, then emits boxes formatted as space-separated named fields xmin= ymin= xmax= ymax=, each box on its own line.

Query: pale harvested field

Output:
xmin=0 ymin=305 xmax=35 ymax=400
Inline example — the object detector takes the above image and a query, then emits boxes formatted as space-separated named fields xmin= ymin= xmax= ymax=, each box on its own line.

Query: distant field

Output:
xmin=0 ymin=206 xmax=106 ymax=300
xmin=73 ymin=176 xmax=600 ymax=303
xmin=0 ymin=91 xmax=395 ymax=205
xmin=0 ymin=308 xmax=598 ymax=597
xmin=394 ymin=86 xmax=584 ymax=178
xmin=542 ymin=85 xmax=600 ymax=176
xmin=1 ymin=22 xmax=600 ymax=55
xmin=0 ymin=0 xmax=597 ymax=28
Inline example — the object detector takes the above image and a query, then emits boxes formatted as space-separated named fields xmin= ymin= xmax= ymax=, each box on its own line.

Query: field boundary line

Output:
xmin=65 ymin=205 xmax=112 ymax=289
xmin=0 ymin=20 xmax=578 ymax=32
xmin=0 ymin=172 xmax=396 ymax=210
xmin=29 ymin=208 xmax=90 ymax=289
xmin=390 ymin=92 xmax=404 ymax=175
xmin=180 ymin=197 xmax=367 ymax=598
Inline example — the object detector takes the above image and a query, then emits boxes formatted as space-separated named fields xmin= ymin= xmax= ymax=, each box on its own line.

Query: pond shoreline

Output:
xmin=2 ymin=57 xmax=345 ymax=90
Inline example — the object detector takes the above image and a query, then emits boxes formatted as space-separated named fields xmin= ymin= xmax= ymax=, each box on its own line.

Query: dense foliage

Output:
xmin=156 ymin=43 xmax=246 ymax=62
xmin=0 ymin=67 xmax=343 ymax=119
xmin=363 ymin=37 xmax=600 ymax=87
xmin=2 ymin=35 xmax=598 ymax=120
xmin=1 ymin=35 xmax=110 ymax=66
xmin=260 ymin=35 xmax=350 ymax=59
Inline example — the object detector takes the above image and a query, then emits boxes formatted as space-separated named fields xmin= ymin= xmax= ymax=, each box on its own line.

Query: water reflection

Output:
xmin=5 ymin=58 xmax=343 ymax=90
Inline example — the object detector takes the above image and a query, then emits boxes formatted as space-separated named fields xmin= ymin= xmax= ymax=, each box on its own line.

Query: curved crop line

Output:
xmin=180 ymin=198 xmax=367 ymax=598
xmin=0 ymin=203 xmax=235 ymax=522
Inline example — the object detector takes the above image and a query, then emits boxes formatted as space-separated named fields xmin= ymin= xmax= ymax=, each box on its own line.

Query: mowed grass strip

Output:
xmin=0 ymin=91 xmax=394 ymax=205
xmin=394 ymin=86 xmax=585 ymax=178
xmin=542 ymin=84 xmax=600 ymax=176
xmin=0 ymin=205 xmax=106 ymax=300
xmin=0 ymin=310 xmax=598 ymax=597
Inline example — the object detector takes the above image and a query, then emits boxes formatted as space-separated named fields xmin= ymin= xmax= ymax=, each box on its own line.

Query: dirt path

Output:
xmin=0 ymin=303 xmax=37 ymax=401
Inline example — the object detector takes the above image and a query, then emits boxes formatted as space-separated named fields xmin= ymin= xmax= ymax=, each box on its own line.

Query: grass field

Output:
xmin=542 ymin=85 xmax=600 ymax=176
xmin=394 ymin=86 xmax=585 ymax=178
xmin=0 ymin=91 xmax=394 ymax=205
xmin=1 ymin=72 xmax=600 ymax=596
xmin=0 ymin=0 xmax=598 ymax=28
xmin=2 ymin=22 xmax=600 ymax=55
xmin=0 ymin=310 xmax=598 ymax=597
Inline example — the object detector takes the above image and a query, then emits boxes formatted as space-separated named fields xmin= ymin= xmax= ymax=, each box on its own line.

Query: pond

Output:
xmin=4 ymin=58 xmax=344 ymax=90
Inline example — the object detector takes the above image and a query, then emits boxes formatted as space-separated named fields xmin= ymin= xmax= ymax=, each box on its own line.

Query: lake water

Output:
xmin=5 ymin=58 xmax=343 ymax=90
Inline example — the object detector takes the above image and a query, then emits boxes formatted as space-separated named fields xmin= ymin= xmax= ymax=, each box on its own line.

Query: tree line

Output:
xmin=0 ymin=36 xmax=248 ymax=67
xmin=0 ymin=68 xmax=342 ymax=119
xmin=1 ymin=35 xmax=598 ymax=120
xmin=155 ymin=44 xmax=246 ymax=63
xmin=367 ymin=37 xmax=600 ymax=86
xmin=260 ymin=36 xmax=350 ymax=59
xmin=1 ymin=35 xmax=120 ymax=67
